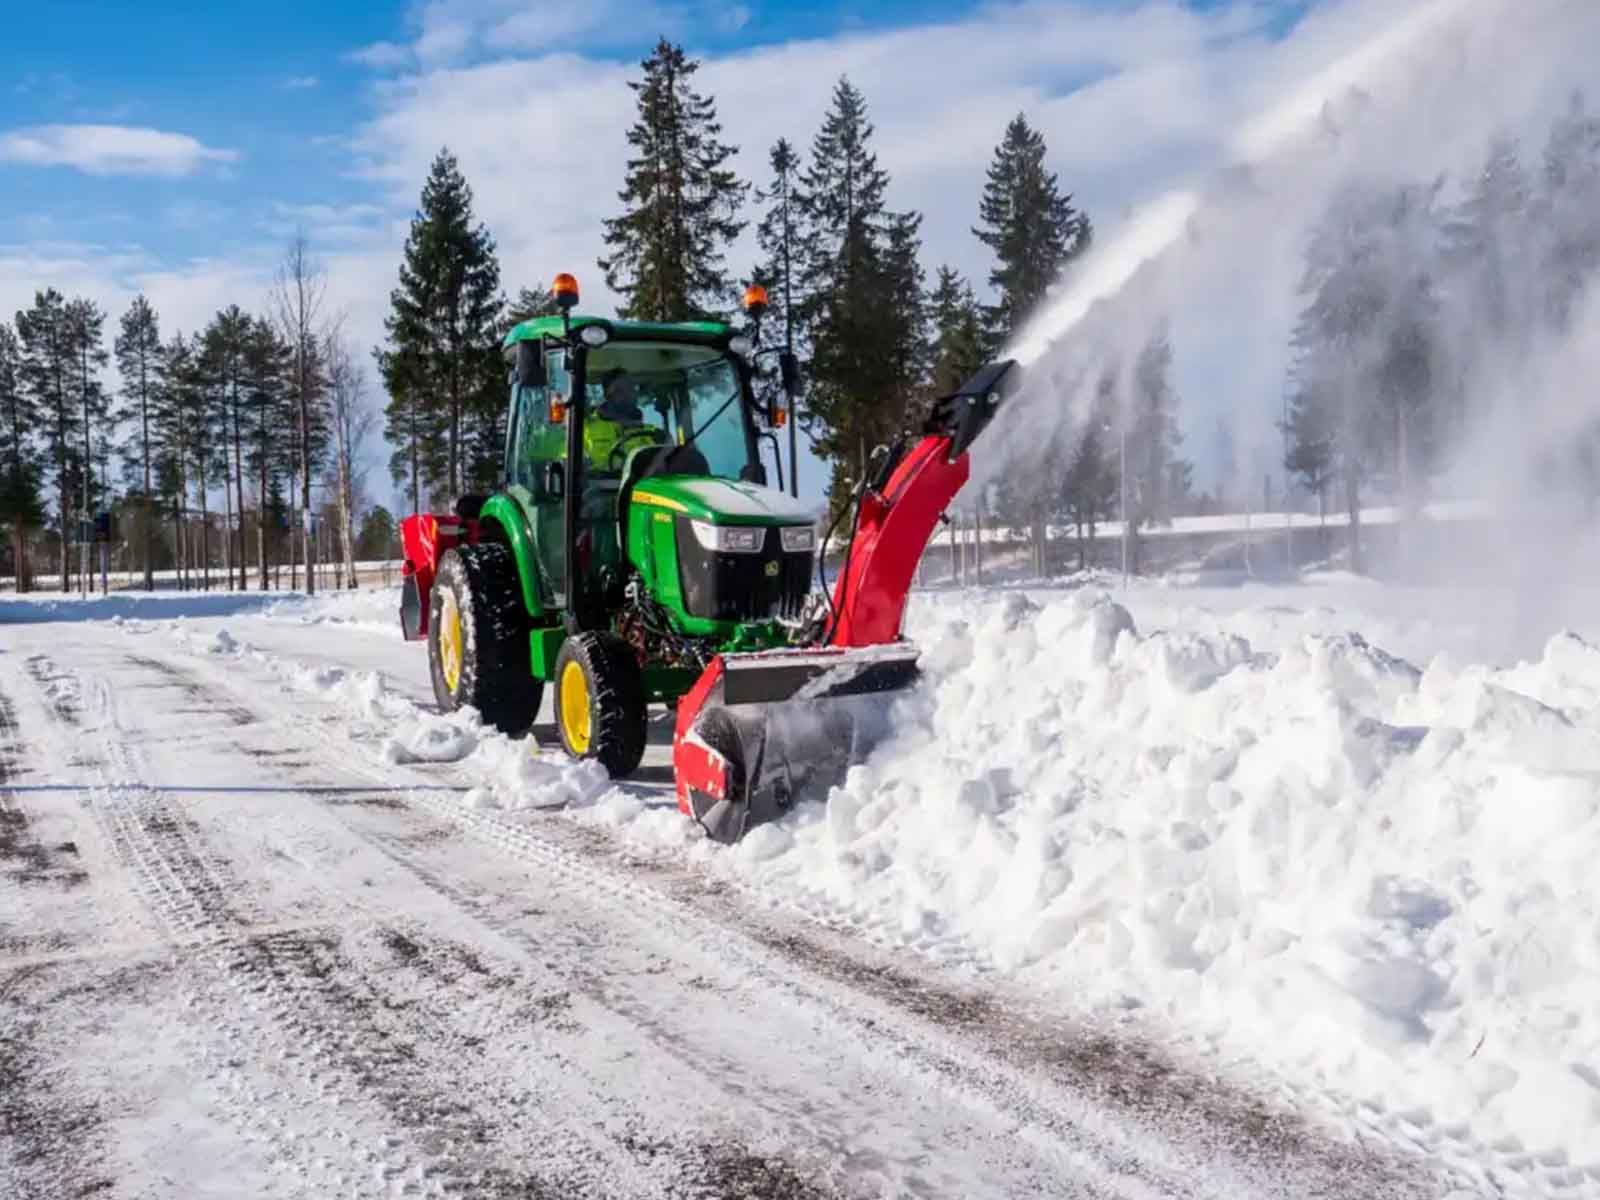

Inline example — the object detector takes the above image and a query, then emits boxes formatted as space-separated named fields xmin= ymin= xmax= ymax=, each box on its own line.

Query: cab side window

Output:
xmin=509 ymin=384 xmax=549 ymax=491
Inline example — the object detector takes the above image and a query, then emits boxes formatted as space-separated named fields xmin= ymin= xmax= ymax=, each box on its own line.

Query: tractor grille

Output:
xmin=674 ymin=518 xmax=812 ymax=624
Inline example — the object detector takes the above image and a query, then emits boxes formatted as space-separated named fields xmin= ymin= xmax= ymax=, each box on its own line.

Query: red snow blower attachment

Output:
xmin=674 ymin=359 xmax=1019 ymax=843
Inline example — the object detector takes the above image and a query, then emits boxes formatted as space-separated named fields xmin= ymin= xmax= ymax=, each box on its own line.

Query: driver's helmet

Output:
xmin=597 ymin=370 xmax=644 ymax=423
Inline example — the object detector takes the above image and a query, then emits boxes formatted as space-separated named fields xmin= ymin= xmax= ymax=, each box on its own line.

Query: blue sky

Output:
xmin=2 ymin=0 xmax=1376 ymax=509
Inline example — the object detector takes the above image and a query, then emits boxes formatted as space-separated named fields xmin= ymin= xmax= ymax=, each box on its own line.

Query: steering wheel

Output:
xmin=607 ymin=426 xmax=668 ymax=472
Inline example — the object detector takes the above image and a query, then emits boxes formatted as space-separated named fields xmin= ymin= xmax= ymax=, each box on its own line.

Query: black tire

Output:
xmin=553 ymin=632 xmax=647 ymax=778
xmin=428 ymin=544 xmax=542 ymax=735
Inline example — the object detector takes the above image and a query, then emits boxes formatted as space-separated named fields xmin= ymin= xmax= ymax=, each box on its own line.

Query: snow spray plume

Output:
xmin=972 ymin=0 xmax=1600 ymax=651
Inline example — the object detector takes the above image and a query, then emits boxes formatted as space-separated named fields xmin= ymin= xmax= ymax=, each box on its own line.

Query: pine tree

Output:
xmin=752 ymin=137 xmax=807 ymax=347
xmin=0 ymin=324 xmax=42 ymax=590
xmin=244 ymin=318 xmax=291 ymax=589
xmin=378 ymin=148 xmax=504 ymax=505
xmin=356 ymin=505 xmax=396 ymax=561
xmin=505 ymin=286 xmax=560 ymax=327
xmin=16 ymin=290 xmax=75 ymax=589
xmin=115 ymin=296 xmax=162 ymax=590
xmin=974 ymin=113 xmax=1092 ymax=345
xmin=1061 ymin=383 xmax=1119 ymax=572
xmin=799 ymin=78 xmax=922 ymax=511
xmin=200 ymin=306 xmax=253 ymax=589
xmin=927 ymin=267 xmax=985 ymax=397
xmin=65 ymin=298 xmax=112 ymax=592
xmin=879 ymin=212 xmax=931 ymax=428
xmin=599 ymin=39 xmax=747 ymax=321
xmin=1286 ymin=183 xmax=1440 ymax=567
xmin=1125 ymin=332 xmax=1190 ymax=570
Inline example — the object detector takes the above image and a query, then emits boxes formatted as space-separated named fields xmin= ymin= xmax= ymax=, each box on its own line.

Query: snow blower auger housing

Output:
xmin=397 ymin=272 xmax=1014 ymax=841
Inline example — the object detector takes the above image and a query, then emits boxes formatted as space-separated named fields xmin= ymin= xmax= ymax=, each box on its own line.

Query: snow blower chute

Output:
xmin=674 ymin=359 xmax=1017 ymax=843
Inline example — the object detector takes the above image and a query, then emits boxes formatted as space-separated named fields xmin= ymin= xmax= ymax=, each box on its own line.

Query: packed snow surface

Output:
xmin=6 ymin=573 xmax=1597 ymax=1183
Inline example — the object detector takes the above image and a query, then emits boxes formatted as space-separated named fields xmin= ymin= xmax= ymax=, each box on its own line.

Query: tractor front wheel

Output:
xmin=554 ymin=633 xmax=647 ymax=779
xmin=429 ymin=544 xmax=542 ymax=735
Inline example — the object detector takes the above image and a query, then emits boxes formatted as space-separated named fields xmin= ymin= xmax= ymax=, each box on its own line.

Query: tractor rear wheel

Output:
xmin=553 ymin=633 xmax=647 ymax=779
xmin=429 ymin=544 xmax=542 ymax=735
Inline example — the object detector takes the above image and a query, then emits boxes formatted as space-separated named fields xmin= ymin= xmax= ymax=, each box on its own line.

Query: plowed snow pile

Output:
xmin=591 ymin=584 xmax=1600 ymax=1164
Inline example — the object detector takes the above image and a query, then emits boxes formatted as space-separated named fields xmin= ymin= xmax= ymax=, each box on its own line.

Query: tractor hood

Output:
xmin=631 ymin=477 xmax=817 ymax=526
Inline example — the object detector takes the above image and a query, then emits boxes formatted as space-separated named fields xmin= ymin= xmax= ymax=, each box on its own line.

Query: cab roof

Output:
xmin=502 ymin=314 xmax=731 ymax=350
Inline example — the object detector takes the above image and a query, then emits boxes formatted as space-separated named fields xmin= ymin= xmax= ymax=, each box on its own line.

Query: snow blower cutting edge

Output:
xmin=397 ymin=272 xmax=1015 ymax=844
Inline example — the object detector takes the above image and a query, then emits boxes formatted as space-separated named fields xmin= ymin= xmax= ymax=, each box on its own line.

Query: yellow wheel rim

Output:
xmin=438 ymin=591 xmax=463 ymax=694
xmin=559 ymin=660 xmax=591 ymax=755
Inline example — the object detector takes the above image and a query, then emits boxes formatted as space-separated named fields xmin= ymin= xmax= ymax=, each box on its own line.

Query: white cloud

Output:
xmin=0 ymin=124 xmax=238 ymax=177
xmin=285 ymin=75 xmax=321 ymax=90
xmin=347 ymin=40 xmax=412 ymax=69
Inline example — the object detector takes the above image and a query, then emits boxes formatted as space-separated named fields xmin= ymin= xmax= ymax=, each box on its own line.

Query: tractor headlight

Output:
xmin=578 ymin=324 xmax=610 ymax=347
xmin=727 ymin=334 xmax=753 ymax=357
xmin=690 ymin=520 xmax=763 ymax=554
xmin=780 ymin=526 xmax=815 ymax=553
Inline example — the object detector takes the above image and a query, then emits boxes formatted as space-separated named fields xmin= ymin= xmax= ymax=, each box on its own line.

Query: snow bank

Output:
xmin=170 ymin=621 xmax=611 ymax=816
xmin=587 ymin=586 xmax=1600 ymax=1163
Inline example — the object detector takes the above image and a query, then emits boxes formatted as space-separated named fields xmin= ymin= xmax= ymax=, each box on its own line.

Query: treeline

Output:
xmin=377 ymin=39 xmax=1106 ymax=517
xmin=1281 ymin=93 xmax=1600 ymax=569
xmin=0 ymin=238 xmax=376 ymax=592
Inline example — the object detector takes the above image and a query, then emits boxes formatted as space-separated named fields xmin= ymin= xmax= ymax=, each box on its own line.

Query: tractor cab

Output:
xmin=500 ymin=284 xmax=803 ymax=626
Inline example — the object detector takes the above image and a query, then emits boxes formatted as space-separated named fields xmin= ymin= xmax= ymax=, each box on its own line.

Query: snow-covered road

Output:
xmin=0 ymin=594 xmax=1456 ymax=1199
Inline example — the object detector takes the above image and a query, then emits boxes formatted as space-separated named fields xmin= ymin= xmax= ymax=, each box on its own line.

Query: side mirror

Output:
xmin=515 ymin=340 xmax=546 ymax=387
xmin=778 ymin=351 xmax=801 ymax=396
xmin=542 ymin=461 xmax=565 ymax=500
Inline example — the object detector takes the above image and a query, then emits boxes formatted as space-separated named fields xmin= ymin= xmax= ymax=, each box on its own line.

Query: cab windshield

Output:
xmin=581 ymin=342 xmax=754 ymax=480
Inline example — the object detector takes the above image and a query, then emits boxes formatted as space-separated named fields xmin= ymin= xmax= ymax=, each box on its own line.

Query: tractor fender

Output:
xmin=475 ymin=494 xmax=545 ymax=621
xmin=398 ymin=511 xmax=480 ymax=640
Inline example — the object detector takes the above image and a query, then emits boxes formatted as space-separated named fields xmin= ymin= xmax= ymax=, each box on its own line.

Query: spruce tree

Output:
xmin=505 ymin=286 xmax=560 ymax=327
xmin=974 ymin=113 xmax=1091 ymax=345
xmin=799 ymin=77 xmax=917 ymax=510
xmin=752 ymin=137 xmax=807 ymax=346
xmin=244 ymin=319 xmax=291 ymax=589
xmin=599 ymin=39 xmax=747 ymax=321
xmin=378 ymin=148 xmax=504 ymax=505
xmin=0 ymin=325 xmax=42 ymax=589
xmin=927 ymin=267 xmax=985 ymax=397
xmin=64 ymin=298 xmax=111 ymax=592
xmin=1125 ymin=333 xmax=1190 ymax=569
xmin=200 ymin=306 xmax=253 ymax=589
xmin=16 ymin=290 xmax=75 ymax=588
xmin=879 ymin=212 xmax=931 ymax=428
xmin=115 ymin=296 xmax=162 ymax=589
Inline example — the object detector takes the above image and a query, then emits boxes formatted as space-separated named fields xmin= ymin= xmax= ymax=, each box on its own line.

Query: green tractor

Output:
xmin=399 ymin=275 xmax=816 ymax=780
xmin=402 ymin=273 xmax=1015 ymax=842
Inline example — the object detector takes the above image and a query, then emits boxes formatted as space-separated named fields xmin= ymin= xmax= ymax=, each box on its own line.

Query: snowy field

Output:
xmin=3 ymin=574 xmax=1598 ymax=1197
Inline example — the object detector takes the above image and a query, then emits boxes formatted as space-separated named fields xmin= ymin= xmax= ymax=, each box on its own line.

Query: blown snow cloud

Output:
xmin=0 ymin=124 xmax=238 ymax=177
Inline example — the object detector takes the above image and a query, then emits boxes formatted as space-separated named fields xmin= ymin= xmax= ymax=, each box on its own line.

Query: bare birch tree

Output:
xmin=272 ymin=232 xmax=328 ymax=595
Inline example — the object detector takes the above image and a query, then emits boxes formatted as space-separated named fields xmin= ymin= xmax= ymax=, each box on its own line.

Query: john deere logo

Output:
xmin=764 ymin=559 xmax=780 ymax=578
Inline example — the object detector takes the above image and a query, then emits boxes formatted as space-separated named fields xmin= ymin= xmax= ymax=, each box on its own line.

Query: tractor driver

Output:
xmin=584 ymin=369 xmax=662 ymax=474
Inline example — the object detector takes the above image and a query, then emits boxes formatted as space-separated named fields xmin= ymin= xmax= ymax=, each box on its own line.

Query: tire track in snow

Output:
xmin=88 ymin=649 xmax=660 ymax=1198
xmin=150 ymin=633 xmax=1449 ymax=1200
xmin=0 ymin=678 xmax=119 ymax=1200
xmin=106 ymin=652 xmax=845 ymax=1197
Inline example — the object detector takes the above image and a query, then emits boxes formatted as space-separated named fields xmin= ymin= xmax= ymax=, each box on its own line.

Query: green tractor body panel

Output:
xmin=625 ymin=478 xmax=815 ymax=640
xmin=629 ymin=476 xmax=815 ymax=525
